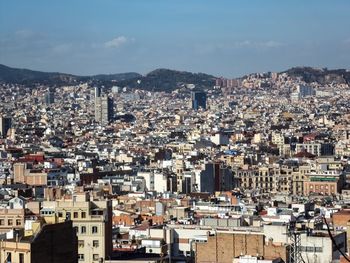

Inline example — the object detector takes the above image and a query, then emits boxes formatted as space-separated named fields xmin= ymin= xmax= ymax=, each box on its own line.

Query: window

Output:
xmin=315 ymin=247 xmax=323 ymax=252
xmin=81 ymin=226 xmax=86 ymax=234
xmin=81 ymin=212 xmax=86 ymax=218
xmin=74 ymin=212 xmax=79 ymax=218
xmin=58 ymin=212 xmax=63 ymax=217
xmin=16 ymin=219 xmax=21 ymax=226
xmin=6 ymin=252 xmax=11 ymax=262
xmin=306 ymin=246 xmax=313 ymax=252
xmin=301 ymin=246 xmax=323 ymax=253
xmin=74 ymin=226 xmax=79 ymax=234
xmin=8 ymin=219 xmax=13 ymax=226
xmin=93 ymin=240 xmax=99 ymax=248
xmin=19 ymin=253 xmax=24 ymax=263
xmin=0 ymin=219 xmax=4 ymax=225
xmin=66 ymin=212 xmax=71 ymax=220
xmin=78 ymin=240 xmax=84 ymax=248
xmin=93 ymin=254 xmax=99 ymax=261
xmin=92 ymin=226 xmax=98 ymax=234
xmin=78 ymin=254 xmax=84 ymax=261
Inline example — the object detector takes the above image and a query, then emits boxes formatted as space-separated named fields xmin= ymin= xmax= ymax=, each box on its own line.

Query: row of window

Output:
xmin=78 ymin=253 xmax=100 ymax=261
xmin=58 ymin=211 xmax=87 ymax=219
xmin=74 ymin=225 xmax=99 ymax=234
xmin=5 ymin=252 xmax=24 ymax=263
xmin=0 ymin=219 xmax=22 ymax=226
xmin=300 ymin=246 xmax=323 ymax=252
xmin=78 ymin=240 xmax=99 ymax=248
xmin=309 ymin=185 xmax=335 ymax=190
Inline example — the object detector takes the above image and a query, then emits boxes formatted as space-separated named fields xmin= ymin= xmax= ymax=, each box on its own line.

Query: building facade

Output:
xmin=0 ymin=221 xmax=77 ymax=263
xmin=191 ymin=91 xmax=207 ymax=110
xmin=95 ymin=88 xmax=114 ymax=125
xmin=0 ymin=116 xmax=11 ymax=138
xmin=42 ymin=193 xmax=112 ymax=263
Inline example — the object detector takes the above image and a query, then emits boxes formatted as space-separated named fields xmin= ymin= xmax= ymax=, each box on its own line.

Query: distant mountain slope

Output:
xmin=0 ymin=64 xmax=141 ymax=86
xmin=0 ymin=64 xmax=77 ymax=85
xmin=90 ymin=72 xmax=141 ymax=81
xmin=2 ymin=63 xmax=349 ymax=91
xmin=116 ymin=68 xmax=216 ymax=92
xmin=284 ymin=67 xmax=350 ymax=84
xmin=0 ymin=64 xmax=215 ymax=91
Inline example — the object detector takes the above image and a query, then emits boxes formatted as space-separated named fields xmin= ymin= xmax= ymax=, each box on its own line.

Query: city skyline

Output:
xmin=1 ymin=0 xmax=350 ymax=78
xmin=2 ymin=1 xmax=350 ymax=263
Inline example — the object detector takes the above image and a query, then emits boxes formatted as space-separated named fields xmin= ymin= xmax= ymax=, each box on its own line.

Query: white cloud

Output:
xmin=234 ymin=40 xmax=284 ymax=48
xmin=104 ymin=36 xmax=130 ymax=48
xmin=14 ymin=29 xmax=35 ymax=38
xmin=260 ymin=40 xmax=284 ymax=48
xmin=194 ymin=40 xmax=284 ymax=55
xmin=52 ymin=43 xmax=72 ymax=53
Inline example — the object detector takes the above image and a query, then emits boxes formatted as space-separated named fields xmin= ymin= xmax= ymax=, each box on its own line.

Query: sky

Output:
xmin=1 ymin=0 xmax=350 ymax=78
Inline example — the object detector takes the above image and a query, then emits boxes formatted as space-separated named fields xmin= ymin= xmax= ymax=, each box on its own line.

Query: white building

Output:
xmin=138 ymin=170 xmax=168 ymax=193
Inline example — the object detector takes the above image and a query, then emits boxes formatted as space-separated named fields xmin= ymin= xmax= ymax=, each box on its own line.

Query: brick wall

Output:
xmin=333 ymin=210 xmax=350 ymax=227
xmin=195 ymin=232 xmax=287 ymax=263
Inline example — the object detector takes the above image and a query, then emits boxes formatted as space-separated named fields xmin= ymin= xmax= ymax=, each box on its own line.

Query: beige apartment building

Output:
xmin=291 ymin=165 xmax=311 ymax=195
xmin=0 ymin=209 xmax=25 ymax=232
xmin=233 ymin=165 xmax=307 ymax=195
xmin=42 ymin=192 xmax=112 ymax=263
xmin=233 ymin=166 xmax=278 ymax=193
xmin=276 ymin=166 xmax=293 ymax=194
xmin=13 ymin=163 xmax=47 ymax=186
xmin=0 ymin=221 xmax=77 ymax=263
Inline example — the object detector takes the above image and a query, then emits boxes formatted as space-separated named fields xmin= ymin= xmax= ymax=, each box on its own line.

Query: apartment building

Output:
xmin=13 ymin=163 xmax=47 ymax=186
xmin=195 ymin=232 xmax=287 ymax=263
xmin=0 ymin=208 xmax=25 ymax=232
xmin=42 ymin=192 xmax=112 ymax=263
xmin=264 ymin=223 xmax=346 ymax=263
xmin=295 ymin=143 xmax=322 ymax=156
xmin=0 ymin=221 xmax=77 ymax=263
xmin=304 ymin=174 xmax=341 ymax=195
xmin=233 ymin=167 xmax=277 ymax=193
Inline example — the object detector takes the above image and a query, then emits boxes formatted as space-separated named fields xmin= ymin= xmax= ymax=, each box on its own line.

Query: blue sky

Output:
xmin=1 ymin=0 xmax=350 ymax=77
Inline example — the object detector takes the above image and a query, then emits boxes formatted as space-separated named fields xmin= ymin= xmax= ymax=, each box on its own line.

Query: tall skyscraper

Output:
xmin=191 ymin=91 xmax=207 ymax=110
xmin=94 ymin=88 xmax=113 ymax=125
xmin=0 ymin=116 xmax=11 ymax=138
xmin=44 ymin=90 xmax=55 ymax=105
xmin=296 ymin=85 xmax=315 ymax=98
xmin=94 ymin=86 xmax=101 ymax=98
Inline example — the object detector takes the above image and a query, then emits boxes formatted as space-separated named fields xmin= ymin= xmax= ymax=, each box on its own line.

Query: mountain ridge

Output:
xmin=283 ymin=66 xmax=350 ymax=84
xmin=0 ymin=64 xmax=216 ymax=91
xmin=0 ymin=64 xmax=142 ymax=86
xmin=1 ymin=64 xmax=349 ymax=91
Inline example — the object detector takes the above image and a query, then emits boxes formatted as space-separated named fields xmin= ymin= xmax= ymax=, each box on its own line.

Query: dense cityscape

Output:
xmin=2 ymin=1 xmax=350 ymax=263
xmin=0 ymin=65 xmax=350 ymax=263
